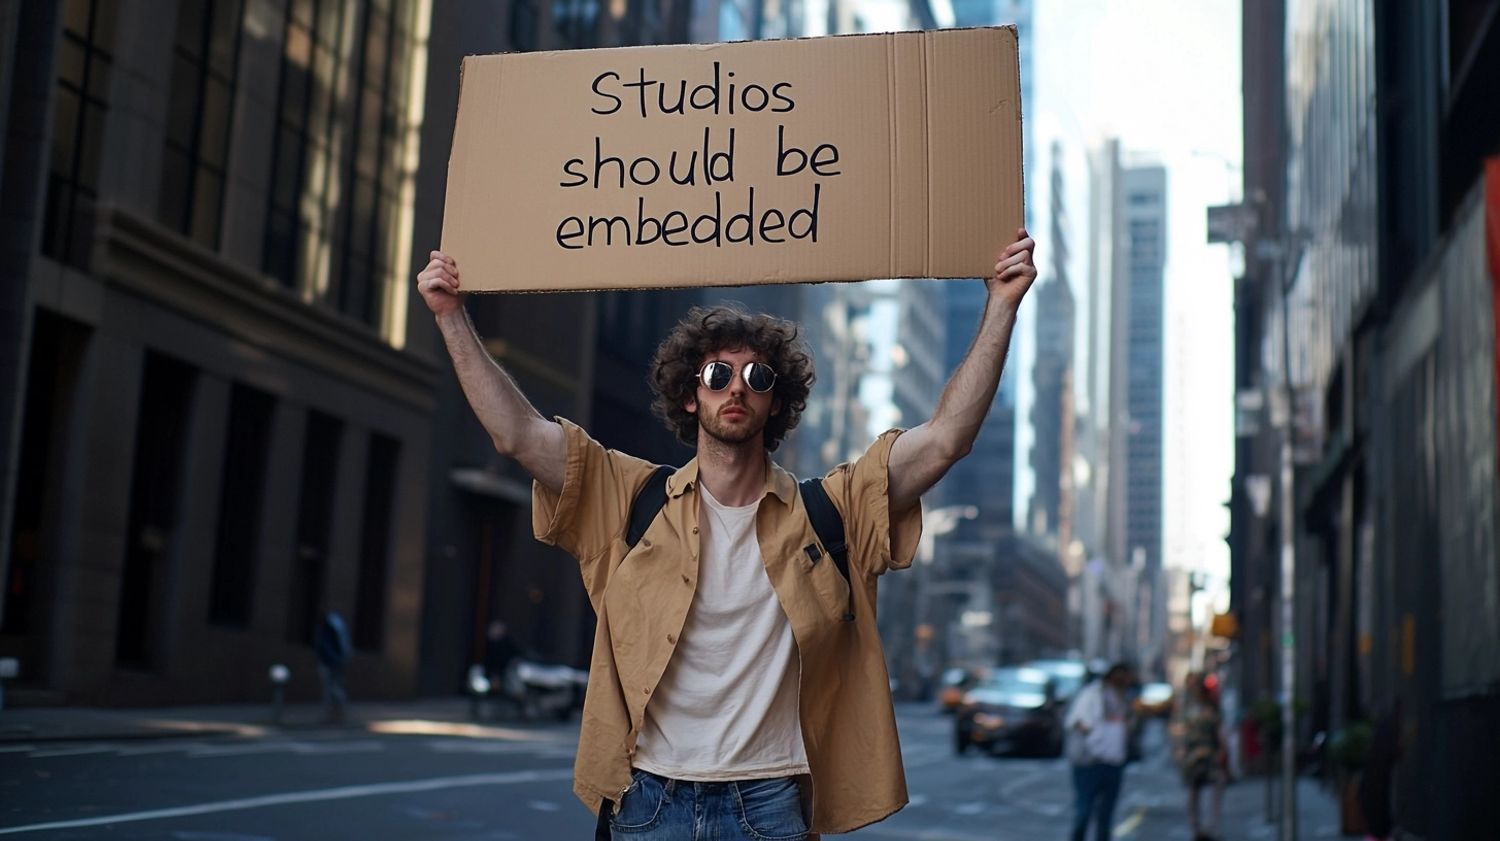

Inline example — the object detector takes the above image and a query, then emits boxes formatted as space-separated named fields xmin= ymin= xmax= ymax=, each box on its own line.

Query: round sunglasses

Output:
xmin=698 ymin=360 xmax=777 ymax=393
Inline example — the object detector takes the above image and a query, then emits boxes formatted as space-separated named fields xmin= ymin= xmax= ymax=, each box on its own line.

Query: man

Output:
xmin=415 ymin=227 xmax=1035 ymax=840
xmin=1065 ymin=663 xmax=1136 ymax=841
xmin=313 ymin=609 xmax=352 ymax=725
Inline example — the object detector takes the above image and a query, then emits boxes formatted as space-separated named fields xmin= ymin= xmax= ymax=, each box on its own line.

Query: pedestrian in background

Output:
xmin=1173 ymin=673 xmax=1226 ymax=841
xmin=314 ymin=609 xmax=351 ymax=725
xmin=1065 ymin=662 xmax=1134 ymax=841
xmin=416 ymin=228 xmax=1036 ymax=841
xmin=484 ymin=620 xmax=520 ymax=715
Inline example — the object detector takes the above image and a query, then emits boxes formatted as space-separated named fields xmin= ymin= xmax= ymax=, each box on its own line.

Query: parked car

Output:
xmin=1136 ymin=681 xmax=1175 ymax=717
xmin=937 ymin=666 xmax=986 ymax=714
xmin=1023 ymin=658 xmax=1089 ymax=703
xmin=954 ymin=666 xmax=1064 ymax=757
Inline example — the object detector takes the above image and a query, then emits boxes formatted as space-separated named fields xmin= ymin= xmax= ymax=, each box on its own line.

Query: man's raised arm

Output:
xmin=417 ymin=251 xmax=566 ymax=494
xmin=887 ymin=228 xmax=1037 ymax=514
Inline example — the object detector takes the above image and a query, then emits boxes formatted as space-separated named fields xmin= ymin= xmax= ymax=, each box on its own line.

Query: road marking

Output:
xmin=0 ymin=745 xmax=36 ymax=753
xmin=0 ymin=768 xmax=576 ymax=835
xmin=26 ymin=745 xmax=118 ymax=758
xmin=114 ymin=743 xmax=206 ymax=757
xmin=860 ymin=825 xmax=1014 ymax=841
xmin=953 ymin=802 xmax=985 ymax=815
xmin=1113 ymin=805 xmax=1146 ymax=836
xmin=184 ymin=740 xmax=384 ymax=758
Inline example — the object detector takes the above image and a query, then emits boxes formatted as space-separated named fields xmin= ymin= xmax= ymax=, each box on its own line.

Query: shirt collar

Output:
xmin=667 ymin=452 xmax=796 ymax=505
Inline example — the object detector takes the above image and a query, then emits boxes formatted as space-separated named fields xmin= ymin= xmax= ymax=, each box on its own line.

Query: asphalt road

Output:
xmin=0 ymin=704 xmax=1334 ymax=840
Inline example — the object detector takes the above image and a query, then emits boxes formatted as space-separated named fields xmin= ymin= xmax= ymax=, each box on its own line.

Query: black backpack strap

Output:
xmin=799 ymin=477 xmax=853 ymax=621
xmin=626 ymin=465 xmax=674 ymax=549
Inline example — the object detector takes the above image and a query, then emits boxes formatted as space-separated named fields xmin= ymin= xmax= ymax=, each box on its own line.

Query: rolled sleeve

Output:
xmin=531 ymin=418 xmax=652 ymax=566
xmin=823 ymin=429 xmax=923 ymax=577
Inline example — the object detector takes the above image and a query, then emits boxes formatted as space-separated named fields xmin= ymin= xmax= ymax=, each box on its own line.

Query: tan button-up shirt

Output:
xmin=532 ymin=418 xmax=923 ymax=835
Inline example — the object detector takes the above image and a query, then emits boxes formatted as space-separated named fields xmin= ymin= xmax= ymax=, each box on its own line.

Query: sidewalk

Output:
xmin=0 ymin=696 xmax=484 ymax=743
xmin=1127 ymin=773 xmax=1349 ymax=840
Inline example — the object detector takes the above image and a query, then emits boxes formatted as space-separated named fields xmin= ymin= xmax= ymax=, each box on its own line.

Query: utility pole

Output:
xmin=1277 ymin=240 xmax=1298 ymax=841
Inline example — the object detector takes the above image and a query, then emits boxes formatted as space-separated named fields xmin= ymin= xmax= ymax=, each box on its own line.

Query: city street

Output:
xmin=0 ymin=703 xmax=1339 ymax=840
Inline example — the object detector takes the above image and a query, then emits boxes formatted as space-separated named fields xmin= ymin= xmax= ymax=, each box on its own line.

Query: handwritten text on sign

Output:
xmin=554 ymin=62 xmax=842 ymax=251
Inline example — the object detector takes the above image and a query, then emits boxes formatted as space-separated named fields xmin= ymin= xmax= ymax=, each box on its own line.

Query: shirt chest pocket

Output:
xmin=795 ymin=539 xmax=855 ymax=625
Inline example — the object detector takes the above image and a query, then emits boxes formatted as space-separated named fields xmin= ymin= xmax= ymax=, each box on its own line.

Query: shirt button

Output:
xmin=691 ymin=526 xmax=699 ymax=534
xmin=643 ymin=687 xmax=650 ymax=695
xmin=666 ymin=634 xmax=676 ymax=644
xmin=642 ymin=539 xmax=652 ymax=548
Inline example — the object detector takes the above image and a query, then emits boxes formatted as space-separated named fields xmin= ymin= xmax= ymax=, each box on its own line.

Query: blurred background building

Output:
xmin=1229 ymin=1 xmax=1500 ymax=837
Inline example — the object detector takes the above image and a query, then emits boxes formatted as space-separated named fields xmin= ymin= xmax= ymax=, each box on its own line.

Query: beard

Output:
xmin=699 ymin=403 xmax=767 ymax=446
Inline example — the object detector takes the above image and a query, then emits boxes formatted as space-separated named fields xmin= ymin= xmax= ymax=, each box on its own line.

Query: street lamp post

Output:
xmin=1275 ymin=238 xmax=1299 ymax=841
xmin=1207 ymin=183 xmax=1300 ymax=840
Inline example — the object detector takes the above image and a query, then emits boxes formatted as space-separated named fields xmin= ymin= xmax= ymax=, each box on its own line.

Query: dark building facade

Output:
xmin=0 ymin=0 xmax=441 ymax=705
xmin=1232 ymin=1 xmax=1500 ymax=836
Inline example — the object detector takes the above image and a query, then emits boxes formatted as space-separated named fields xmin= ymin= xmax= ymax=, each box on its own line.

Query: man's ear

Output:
xmin=684 ymin=395 xmax=698 ymax=415
xmin=771 ymin=396 xmax=781 ymax=417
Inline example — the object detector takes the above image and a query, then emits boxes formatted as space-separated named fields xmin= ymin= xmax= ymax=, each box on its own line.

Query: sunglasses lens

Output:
xmin=703 ymin=362 xmax=733 ymax=391
xmin=745 ymin=363 xmax=776 ymax=393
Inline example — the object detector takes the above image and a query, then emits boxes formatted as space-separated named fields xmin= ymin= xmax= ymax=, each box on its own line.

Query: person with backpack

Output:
xmin=414 ymin=228 xmax=1036 ymax=841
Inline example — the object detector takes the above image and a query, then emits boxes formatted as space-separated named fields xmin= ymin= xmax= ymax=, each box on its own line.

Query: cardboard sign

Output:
xmin=441 ymin=27 xmax=1023 ymax=293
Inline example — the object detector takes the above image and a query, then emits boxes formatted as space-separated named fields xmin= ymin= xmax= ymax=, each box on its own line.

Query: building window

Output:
xmin=263 ymin=0 xmax=421 ymax=331
xmin=288 ymin=411 xmax=343 ymax=645
xmin=3 ymin=312 xmax=91 ymax=654
xmin=209 ymin=383 xmax=277 ymax=627
xmin=160 ymin=0 xmax=245 ymax=248
xmin=42 ymin=0 xmax=117 ymax=269
xmin=118 ymin=352 xmax=199 ymax=667
xmin=353 ymin=433 xmax=399 ymax=650
xmin=263 ymin=0 xmax=349 ymax=291
xmin=336 ymin=0 xmax=417 ymax=326
xmin=510 ymin=0 xmax=538 ymax=50
xmin=554 ymin=0 xmax=600 ymax=46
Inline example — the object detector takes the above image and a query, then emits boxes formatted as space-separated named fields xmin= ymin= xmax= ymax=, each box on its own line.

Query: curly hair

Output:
xmin=649 ymin=304 xmax=814 ymax=452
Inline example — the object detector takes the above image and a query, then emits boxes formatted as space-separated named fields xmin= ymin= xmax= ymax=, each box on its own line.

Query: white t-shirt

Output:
xmin=632 ymin=484 xmax=810 ymax=781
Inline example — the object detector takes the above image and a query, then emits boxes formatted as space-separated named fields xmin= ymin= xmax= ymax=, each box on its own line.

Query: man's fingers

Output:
xmin=993 ymin=250 xmax=1030 ymax=276
xmin=998 ymin=262 xmax=1037 ymax=282
xmin=1001 ymin=236 xmax=1036 ymax=259
xmin=424 ymin=276 xmax=458 ymax=295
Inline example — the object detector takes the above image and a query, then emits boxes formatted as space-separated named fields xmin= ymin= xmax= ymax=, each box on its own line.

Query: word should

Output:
xmin=556 ymin=184 xmax=822 ymax=249
xmin=559 ymin=126 xmax=841 ymax=190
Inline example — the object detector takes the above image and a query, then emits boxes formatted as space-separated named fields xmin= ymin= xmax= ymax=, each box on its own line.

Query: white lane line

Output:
xmin=183 ymin=741 xmax=383 ymax=758
xmin=26 ymin=745 xmax=118 ymax=759
xmin=0 ymin=768 xmax=576 ymax=835
xmin=114 ymin=743 xmax=201 ymax=757
xmin=1113 ymin=805 xmax=1146 ymax=836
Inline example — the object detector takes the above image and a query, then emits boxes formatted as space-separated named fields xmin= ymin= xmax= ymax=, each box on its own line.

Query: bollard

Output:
xmin=467 ymin=664 xmax=490 ymax=721
xmin=269 ymin=664 xmax=290 ymax=725
xmin=0 ymin=657 xmax=17 ymax=712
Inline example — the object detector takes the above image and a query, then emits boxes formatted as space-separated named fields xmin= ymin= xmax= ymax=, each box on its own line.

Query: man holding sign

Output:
xmin=416 ymin=227 xmax=1034 ymax=839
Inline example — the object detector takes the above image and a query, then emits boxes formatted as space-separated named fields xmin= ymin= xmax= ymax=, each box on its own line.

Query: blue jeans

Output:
xmin=608 ymin=770 xmax=807 ymax=841
xmin=1071 ymin=763 xmax=1124 ymax=841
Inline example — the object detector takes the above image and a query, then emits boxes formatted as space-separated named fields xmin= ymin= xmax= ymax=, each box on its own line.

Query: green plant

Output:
xmin=1328 ymin=721 xmax=1374 ymax=770
xmin=1249 ymin=696 xmax=1309 ymax=749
